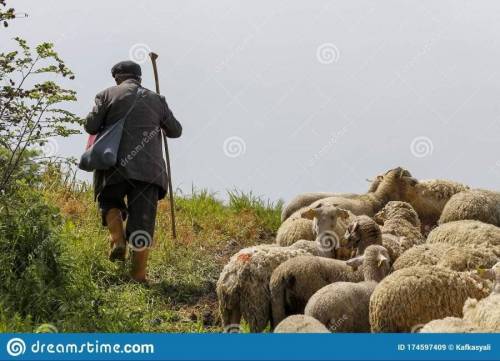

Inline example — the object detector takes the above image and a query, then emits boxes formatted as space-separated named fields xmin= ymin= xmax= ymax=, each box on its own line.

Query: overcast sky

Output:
xmin=5 ymin=0 xmax=500 ymax=202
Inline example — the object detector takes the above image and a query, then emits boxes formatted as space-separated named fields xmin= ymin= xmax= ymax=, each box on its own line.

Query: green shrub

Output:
xmin=0 ymin=173 xmax=284 ymax=332
xmin=0 ymin=182 xmax=74 ymax=323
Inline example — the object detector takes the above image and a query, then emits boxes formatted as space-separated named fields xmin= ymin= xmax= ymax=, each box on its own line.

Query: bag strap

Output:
xmin=122 ymin=87 xmax=143 ymax=120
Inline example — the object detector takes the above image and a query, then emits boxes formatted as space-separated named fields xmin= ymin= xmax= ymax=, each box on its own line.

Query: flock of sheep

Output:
xmin=216 ymin=167 xmax=500 ymax=333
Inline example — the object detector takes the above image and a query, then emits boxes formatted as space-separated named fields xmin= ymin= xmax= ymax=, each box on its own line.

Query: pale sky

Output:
xmin=5 ymin=0 xmax=500 ymax=202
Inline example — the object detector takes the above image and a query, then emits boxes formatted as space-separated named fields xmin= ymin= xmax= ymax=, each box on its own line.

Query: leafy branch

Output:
xmin=0 ymin=38 xmax=81 ymax=193
xmin=0 ymin=0 xmax=27 ymax=28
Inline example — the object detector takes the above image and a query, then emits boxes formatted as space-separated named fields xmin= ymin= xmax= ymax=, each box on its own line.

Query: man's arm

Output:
xmin=84 ymin=92 xmax=108 ymax=135
xmin=160 ymin=96 xmax=182 ymax=138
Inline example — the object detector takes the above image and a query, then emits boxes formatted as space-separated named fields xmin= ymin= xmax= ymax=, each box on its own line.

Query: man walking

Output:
xmin=85 ymin=60 xmax=182 ymax=283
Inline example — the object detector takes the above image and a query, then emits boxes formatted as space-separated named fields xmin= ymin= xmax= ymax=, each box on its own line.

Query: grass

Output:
xmin=3 ymin=169 xmax=282 ymax=333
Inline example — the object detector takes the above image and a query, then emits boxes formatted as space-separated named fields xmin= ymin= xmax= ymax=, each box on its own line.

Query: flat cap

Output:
xmin=111 ymin=60 xmax=142 ymax=78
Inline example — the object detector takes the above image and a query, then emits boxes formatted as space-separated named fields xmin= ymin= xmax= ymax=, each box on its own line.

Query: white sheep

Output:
xmin=402 ymin=179 xmax=469 ymax=234
xmin=310 ymin=167 xmax=417 ymax=217
xmin=344 ymin=202 xmax=423 ymax=263
xmin=269 ymin=255 xmax=363 ymax=327
xmin=277 ymin=205 xmax=355 ymax=260
xmin=393 ymin=243 xmax=498 ymax=272
xmin=216 ymin=240 xmax=330 ymax=333
xmin=420 ymin=262 xmax=500 ymax=333
xmin=281 ymin=192 xmax=349 ymax=222
xmin=280 ymin=175 xmax=384 ymax=222
xmin=344 ymin=215 xmax=383 ymax=256
xmin=439 ymin=189 xmax=500 ymax=227
xmin=276 ymin=167 xmax=417 ymax=247
xmin=426 ymin=220 xmax=500 ymax=256
xmin=369 ymin=265 xmax=492 ymax=332
xmin=273 ymin=315 xmax=330 ymax=333
xmin=304 ymin=245 xmax=391 ymax=332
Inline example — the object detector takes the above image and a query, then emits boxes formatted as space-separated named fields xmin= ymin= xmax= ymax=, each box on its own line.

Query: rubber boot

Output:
xmin=130 ymin=248 xmax=149 ymax=283
xmin=105 ymin=208 xmax=127 ymax=262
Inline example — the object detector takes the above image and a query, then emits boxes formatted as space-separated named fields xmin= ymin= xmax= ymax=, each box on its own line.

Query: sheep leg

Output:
xmin=270 ymin=281 xmax=287 ymax=330
xmin=220 ymin=306 xmax=242 ymax=332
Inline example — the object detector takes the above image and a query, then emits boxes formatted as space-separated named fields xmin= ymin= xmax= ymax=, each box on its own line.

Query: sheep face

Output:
xmin=477 ymin=261 xmax=500 ymax=279
xmin=344 ymin=215 xmax=382 ymax=254
xmin=361 ymin=245 xmax=392 ymax=281
xmin=301 ymin=205 xmax=350 ymax=250
xmin=379 ymin=167 xmax=418 ymax=201
xmin=478 ymin=261 xmax=500 ymax=294
xmin=344 ymin=221 xmax=361 ymax=248
xmin=347 ymin=245 xmax=391 ymax=282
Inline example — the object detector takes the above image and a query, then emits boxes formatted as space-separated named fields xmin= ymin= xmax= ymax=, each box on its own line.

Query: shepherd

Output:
xmin=84 ymin=60 xmax=182 ymax=283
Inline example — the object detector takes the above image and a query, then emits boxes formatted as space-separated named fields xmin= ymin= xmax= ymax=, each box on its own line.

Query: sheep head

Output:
xmin=477 ymin=261 xmax=500 ymax=294
xmin=344 ymin=215 xmax=382 ymax=255
xmin=376 ymin=167 xmax=418 ymax=202
xmin=301 ymin=204 xmax=350 ymax=252
xmin=346 ymin=244 xmax=391 ymax=282
xmin=366 ymin=174 xmax=384 ymax=193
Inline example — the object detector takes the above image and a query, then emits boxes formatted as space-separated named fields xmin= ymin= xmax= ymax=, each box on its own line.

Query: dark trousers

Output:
xmin=97 ymin=180 xmax=159 ymax=245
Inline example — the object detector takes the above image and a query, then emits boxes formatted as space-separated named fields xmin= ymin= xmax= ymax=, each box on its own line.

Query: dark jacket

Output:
xmin=85 ymin=79 xmax=182 ymax=199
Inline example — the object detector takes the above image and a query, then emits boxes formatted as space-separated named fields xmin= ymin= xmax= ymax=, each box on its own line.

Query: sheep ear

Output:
xmin=351 ymin=221 xmax=359 ymax=232
xmin=346 ymin=255 xmax=364 ymax=270
xmin=301 ymin=208 xmax=316 ymax=220
xmin=377 ymin=254 xmax=389 ymax=267
xmin=477 ymin=267 xmax=494 ymax=279
xmin=338 ymin=209 xmax=350 ymax=220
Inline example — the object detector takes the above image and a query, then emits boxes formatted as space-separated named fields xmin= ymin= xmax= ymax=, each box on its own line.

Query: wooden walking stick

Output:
xmin=149 ymin=52 xmax=177 ymax=239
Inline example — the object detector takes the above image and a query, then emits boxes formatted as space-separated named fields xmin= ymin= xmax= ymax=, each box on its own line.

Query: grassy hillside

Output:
xmin=0 ymin=168 xmax=282 ymax=332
